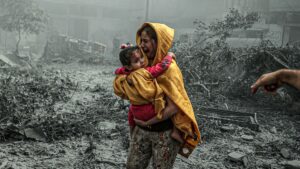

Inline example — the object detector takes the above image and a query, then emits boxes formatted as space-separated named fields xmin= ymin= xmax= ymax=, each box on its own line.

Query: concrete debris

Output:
xmin=241 ymin=135 xmax=254 ymax=141
xmin=283 ymin=160 xmax=300 ymax=169
xmin=228 ymin=152 xmax=246 ymax=162
xmin=270 ymin=126 xmax=277 ymax=134
xmin=220 ymin=125 xmax=235 ymax=132
xmin=23 ymin=128 xmax=46 ymax=142
xmin=280 ymin=148 xmax=291 ymax=159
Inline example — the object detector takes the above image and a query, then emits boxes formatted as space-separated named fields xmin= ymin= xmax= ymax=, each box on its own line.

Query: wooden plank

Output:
xmin=197 ymin=114 xmax=260 ymax=131
xmin=197 ymin=106 xmax=256 ymax=117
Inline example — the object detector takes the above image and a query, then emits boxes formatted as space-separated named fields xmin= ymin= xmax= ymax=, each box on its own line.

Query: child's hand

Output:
xmin=133 ymin=118 xmax=148 ymax=127
xmin=126 ymin=76 xmax=133 ymax=85
xmin=167 ymin=52 xmax=176 ymax=59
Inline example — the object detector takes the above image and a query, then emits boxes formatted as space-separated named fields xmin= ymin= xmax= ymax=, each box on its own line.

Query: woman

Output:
xmin=114 ymin=23 xmax=201 ymax=169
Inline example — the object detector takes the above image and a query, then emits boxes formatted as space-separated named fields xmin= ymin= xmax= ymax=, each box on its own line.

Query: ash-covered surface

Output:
xmin=0 ymin=63 xmax=298 ymax=169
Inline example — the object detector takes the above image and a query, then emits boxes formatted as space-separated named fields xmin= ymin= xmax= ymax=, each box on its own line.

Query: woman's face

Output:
xmin=140 ymin=31 xmax=157 ymax=59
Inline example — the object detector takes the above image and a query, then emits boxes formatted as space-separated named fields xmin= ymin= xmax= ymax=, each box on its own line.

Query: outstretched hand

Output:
xmin=133 ymin=118 xmax=148 ymax=127
xmin=251 ymin=71 xmax=282 ymax=94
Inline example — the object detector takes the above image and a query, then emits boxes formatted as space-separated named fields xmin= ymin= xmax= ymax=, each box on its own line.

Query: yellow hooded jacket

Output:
xmin=113 ymin=68 xmax=166 ymax=119
xmin=114 ymin=22 xmax=201 ymax=157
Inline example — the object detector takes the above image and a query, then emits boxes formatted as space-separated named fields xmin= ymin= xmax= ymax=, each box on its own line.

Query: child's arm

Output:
xmin=134 ymin=97 xmax=178 ymax=126
xmin=115 ymin=67 xmax=133 ymax=85
xmin=146 ymin=52 xmax=175 ymax=78
xmin=115 ymin=67 xmax=131 ymax=75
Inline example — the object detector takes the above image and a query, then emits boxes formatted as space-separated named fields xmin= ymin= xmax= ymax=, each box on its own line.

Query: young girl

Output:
xmin=114 ymin=44 xmax=184 ymax=143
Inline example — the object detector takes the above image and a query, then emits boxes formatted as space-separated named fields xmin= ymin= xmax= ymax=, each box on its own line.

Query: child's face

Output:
xmin=129 ymin=49 xmax=145 ymax=70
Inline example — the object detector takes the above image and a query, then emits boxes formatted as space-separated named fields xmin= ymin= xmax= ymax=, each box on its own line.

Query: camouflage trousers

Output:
xmin=126 ymin=126 xmax=181 ymax=169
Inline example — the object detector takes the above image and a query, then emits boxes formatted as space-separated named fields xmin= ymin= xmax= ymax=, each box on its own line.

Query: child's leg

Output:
xmin=171 ymin=126 xmax=184 ymax=144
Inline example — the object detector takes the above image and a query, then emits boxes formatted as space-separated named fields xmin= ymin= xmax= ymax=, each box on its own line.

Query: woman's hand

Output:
xmin=167 ymin=52 xmax=176 ymax=59
xmin=134 ymin=118 xmax=148 ymax=127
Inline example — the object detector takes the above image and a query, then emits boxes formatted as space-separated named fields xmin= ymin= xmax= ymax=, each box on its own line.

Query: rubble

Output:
xmin=283 ymin=160 xmax=300 ymax=169
xmin=41 ymin=34 xmax=106 ymax=64
xmin=228 ymin=152 xmax=246 ymax=162
xmin=23 ymin=128 xmax=46 ymax=142
xmin=241 ymin=135 xmax=254 ymax=141
xmin=197 ymin=106 xmax=259 ymax=131
xmin=174 ymin=10 xmax=300 ymax=110
xmin=0 ymin=61 xmax=298 ymax=168
xmin=0 ymin=54 xmax=19 ymax=67
xmin=281 ymin=148 xmax=291 ymax=159
xmin=220 ymin=125 xmax=235 ymax=132
xmin=270 ymin=126 xmax=277 ymax=134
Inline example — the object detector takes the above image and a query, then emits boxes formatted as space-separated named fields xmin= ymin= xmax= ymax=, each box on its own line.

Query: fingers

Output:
xmin=251 ymin=84 xmax=258 ymax=94
xmin=251 ymin=80 xmax=261 ymax=94
xmin=264 ymin=84 xmax=279 ymax=92
xmin=167 ymin=52 xmax=176 ymax=58
xmin=133 ymin=118 xmax=144 ymax=126
xmin=251 ymin=73 xmax=276 ymax=94
xmin=251 ymin=77 xmax=280 ymax=94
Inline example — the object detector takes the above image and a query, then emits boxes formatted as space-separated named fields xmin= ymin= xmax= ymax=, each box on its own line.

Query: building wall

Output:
xmin=36 ymin=0 xmax=233 ymax=53
xmin=37 ymin=0 xmax=146 ymax=52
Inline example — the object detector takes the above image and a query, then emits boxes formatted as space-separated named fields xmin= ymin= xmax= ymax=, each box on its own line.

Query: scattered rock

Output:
xmin=256 ymin=131 xmax=279 ymax=143
xmin=0 ymin=152 xmax=6 ymax=159
xmin=23 ymin=128 xmax=46 ymax=142
xmin=270 ymin=127 xmax=277 ymax=134
xmin=0 ymin=160 xmax=8 ymax=168
xmin=220 ymin=125 xmax=235 ymax=132
xmin=281 ymin=148 xmax=290 ymax=159
xmin=241 ymin=135 xmax=254 ymax=141
xmin=228 ymin=152 xmax=246 ymax=162
xmin=242 ymin=156 xmax=249 ymax=167
xmin=270 ymin=163 xmax=278 ymax=169
xmin=108 ymin=133 xmax=119 ymax=139
xmin=231 ymin=141 xmax=240 ymax=149
xmin=98 ymin=121 xmax=117 ymax=131
xmin=284 ymin=160 xmax=300 ymax=169
xmin=59 ymin=149 xmax=66 ymax=154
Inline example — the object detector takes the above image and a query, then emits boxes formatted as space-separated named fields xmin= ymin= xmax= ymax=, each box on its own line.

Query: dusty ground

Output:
xmin=0 ymin=63 xmax=299 ymax=169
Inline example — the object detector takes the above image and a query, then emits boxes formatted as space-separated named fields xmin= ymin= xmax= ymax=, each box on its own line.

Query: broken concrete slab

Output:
xmin=284 ymin=160 xmax=300 ymax=169
xmin=281 ymin=148 xmax=291 ymax=159
xmin=220 ymin=125 xmax=235 ymax=132
xmin=0 ymin=159 xmax=8 ymax=169
xmin=228 ymin=152 xmax=246 ymax=162
xmin=98 ymin=121 xmax=117 ymax=131
xmin=242 ymin=156 xmax=249 ymax=167
xmin=256 ymin=131 xmax=279 ymax=143
xmin=241 ymin=135 xmax=254 ymax=141
xmin=0 ymin=54 xmax=19 ymax=67
xmin=23 ymin=128 xmax=46 ymax=142
xmin=270 ymin=126 xmax=277 ymax=134
xmin=0 ymin=152 xmax=6 ymax=159
xmin=0 ymin=53 xmax=32 ymax=69
xmin=231 ymin=141 xmax=240 ymax=149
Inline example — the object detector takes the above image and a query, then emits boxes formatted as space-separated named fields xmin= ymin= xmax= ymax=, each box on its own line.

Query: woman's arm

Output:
xmin=134 ymin=97 xmax=178 ymax=126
